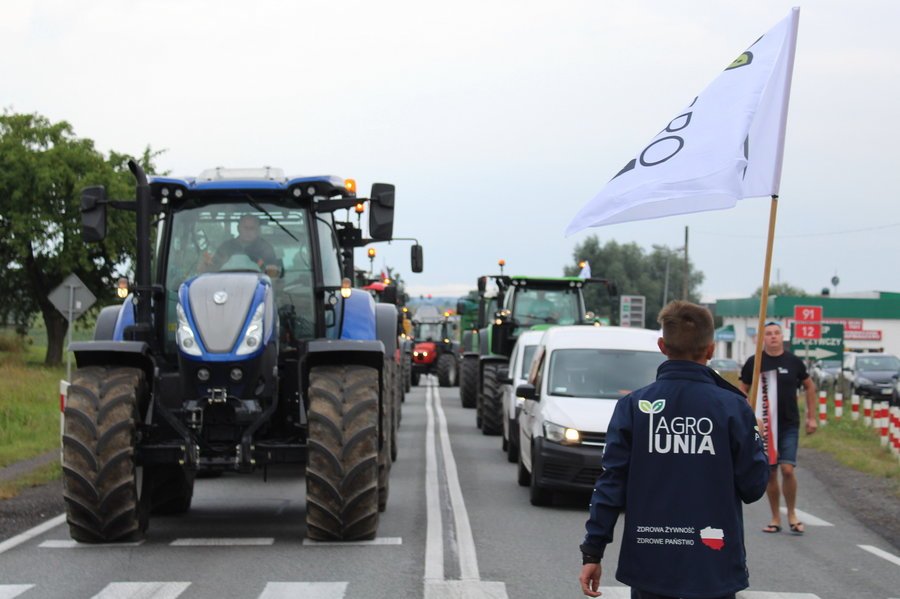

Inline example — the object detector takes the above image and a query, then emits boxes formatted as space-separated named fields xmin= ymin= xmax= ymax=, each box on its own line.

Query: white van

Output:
xmin=500 ymin=329 xmax=545 ymax=463
xmin=516 ymin=326 xmax=664 ymax=505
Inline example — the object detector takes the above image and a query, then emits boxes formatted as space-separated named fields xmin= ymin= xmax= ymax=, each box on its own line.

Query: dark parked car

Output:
xmin=810 ymin=359 xmax=842 ymax=390
xmin=842 ymin=353 xmax=900 ymax=401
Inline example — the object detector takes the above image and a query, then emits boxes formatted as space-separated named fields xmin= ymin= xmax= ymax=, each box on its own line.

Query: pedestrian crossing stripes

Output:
xmin=302 ymin=536 xmax=402 ymax=546
xmin=779 ymin=507 xmax=833 ymax=527
xmin=0 ymin=585 xmax=33 ymax=599
xmin=39 ymin=540 xmax=144 ymax=548
xmin=169 ymin=537 xmax=274 ymax=546
xmin=258 ymin=582 xmax=348 ymax=599
xmin=599 ymin=591 xmax=821 ymax=599
xmin=0 ymin=585 xmax=830 ymax=599
xmin=91 ymin=582 xmax=191 ymax=599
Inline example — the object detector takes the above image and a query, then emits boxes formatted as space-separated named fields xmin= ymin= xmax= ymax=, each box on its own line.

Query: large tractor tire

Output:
xmin=402 ymin=357 xmax=411 ymax=394
xmin=436 ymin=353 xmax=458 ymax=388
xmin=306 ymin=365 xmax=380 ymax=541
xmin=62 ymin=366 xmax=148 ymax=543
xmin=379 ymin=360 xmax=394 ymax=512
xmin=411 ymin=371 xmax=421 ymax=387
xmin=459 ymin=356 xmax=478 ymax=409
xmin=480 ymin=363 xmax=503 ymax=436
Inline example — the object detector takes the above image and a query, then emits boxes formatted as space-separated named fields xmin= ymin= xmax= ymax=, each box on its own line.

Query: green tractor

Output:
xmin=458 ymin=274 xmax=615 ymax=435
xmin=457 ymin=293 xmax=497 ymax=409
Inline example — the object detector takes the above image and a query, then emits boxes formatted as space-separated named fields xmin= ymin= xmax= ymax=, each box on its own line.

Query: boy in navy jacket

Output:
xmin=579 ymin=301 xmax=769 ymax=599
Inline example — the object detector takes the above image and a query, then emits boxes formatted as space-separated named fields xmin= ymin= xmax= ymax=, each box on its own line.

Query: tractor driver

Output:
xmin=201 ymin=214 xmax=280 ymax=277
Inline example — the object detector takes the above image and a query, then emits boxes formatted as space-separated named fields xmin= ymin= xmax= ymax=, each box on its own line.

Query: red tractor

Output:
xmin=410 ymin=311 xmax=459 ymax=387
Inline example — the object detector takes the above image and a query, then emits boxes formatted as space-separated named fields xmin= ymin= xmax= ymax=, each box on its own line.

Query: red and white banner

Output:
xmin=846 ymin=330 xmax=882 ymax=341
xmin=755 ymin=369 xmax=779 ymax=466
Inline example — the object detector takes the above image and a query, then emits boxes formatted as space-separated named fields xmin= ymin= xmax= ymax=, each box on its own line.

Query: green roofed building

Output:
xmin=715 ymin=291 xmax=900 ymax=363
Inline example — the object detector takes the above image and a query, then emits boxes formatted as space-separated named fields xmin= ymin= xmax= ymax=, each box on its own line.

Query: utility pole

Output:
xmin=682 ymin=225 xmax=689 ymax=300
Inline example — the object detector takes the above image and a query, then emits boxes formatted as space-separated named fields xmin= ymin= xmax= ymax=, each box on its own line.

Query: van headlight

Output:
xmin=236 ymin=303 xmax=265 ymax=356
xmin=544 ymin=421 xmax=581 ymax=445
xmin=176 ymin=303 xmax=202 ymax=356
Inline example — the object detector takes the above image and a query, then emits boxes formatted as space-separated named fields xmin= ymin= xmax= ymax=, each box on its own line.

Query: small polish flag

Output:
xmin=699 ymin=526 xmax=725 ymax=550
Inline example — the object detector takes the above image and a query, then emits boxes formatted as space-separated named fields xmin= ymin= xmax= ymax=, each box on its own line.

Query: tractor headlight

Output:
xmin=544 ymin=421 xmax=581 ymax=445
xmin=176 ymin=303 xmax=202 ymax=356
xmin=236 ymin=303 xmax=266 ymax=356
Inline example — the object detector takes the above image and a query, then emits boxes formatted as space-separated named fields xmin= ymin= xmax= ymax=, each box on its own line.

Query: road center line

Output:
xmin=432 ymin=382 xmax=481 ymax=581
xmin=424 ymin=381 xmax=445 ymax=582
xmin=858 ymin=544 xmax=900 ymax=567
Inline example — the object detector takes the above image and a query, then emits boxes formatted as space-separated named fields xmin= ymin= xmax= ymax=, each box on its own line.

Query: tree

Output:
xmin=752 ymin=282 xmax=807 ymax=297
xmin=0 ymin=111 xmax=156 ymax=365
xmin=564 ymin=236 xmax=705 ymax=328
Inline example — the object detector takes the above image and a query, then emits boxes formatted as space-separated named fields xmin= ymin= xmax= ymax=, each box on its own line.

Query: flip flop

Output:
xmin=789 ymin=522 xmax=805 ymax=535
xmin=762 ymin=524 xmax=782 ymax=533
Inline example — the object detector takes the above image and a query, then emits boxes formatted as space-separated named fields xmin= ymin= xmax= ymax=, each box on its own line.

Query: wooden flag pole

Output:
xmin=747 ymin=195 xmax=780 ymax=410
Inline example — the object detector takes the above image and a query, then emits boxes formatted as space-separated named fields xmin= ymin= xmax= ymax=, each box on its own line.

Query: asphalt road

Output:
xmin=1 ymin=378 xmax=899 ymax=598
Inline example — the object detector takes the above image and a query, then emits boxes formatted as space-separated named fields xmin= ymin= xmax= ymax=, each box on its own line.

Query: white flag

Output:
xmin=566 ymin=8 xmax=800 ymax=235
xmin=578 ymin=260 xmax=591 ymax=279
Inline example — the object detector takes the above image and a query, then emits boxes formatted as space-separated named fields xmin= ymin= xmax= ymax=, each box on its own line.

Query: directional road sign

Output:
xmin=793 ymin=305 xmax=822 ymax=323
xmin=791 ymin=323 xmax=844 ymax=361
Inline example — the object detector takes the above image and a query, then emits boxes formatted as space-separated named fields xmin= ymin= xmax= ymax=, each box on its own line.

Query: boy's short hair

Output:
xmin=657 ymin=300 xmax=714 ymax=359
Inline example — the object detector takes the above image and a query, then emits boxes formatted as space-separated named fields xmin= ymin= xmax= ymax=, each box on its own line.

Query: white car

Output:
xmin=516 ymin=325 xmax=664 ymax=505
xmin=500 ymin=330 xmax=545 ymax=463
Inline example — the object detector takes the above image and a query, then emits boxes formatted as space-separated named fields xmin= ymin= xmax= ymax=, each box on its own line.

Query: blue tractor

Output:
xmin=64 ymin=162 xmax=421 ymax=542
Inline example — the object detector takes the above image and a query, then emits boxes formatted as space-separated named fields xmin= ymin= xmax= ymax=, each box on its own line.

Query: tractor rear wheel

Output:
xmin=306 ymin=365 xmax=380 ymax=541
xmin=436 ymin=354 xmax=457 ymax=387
xmin=480 ymin=363 xmax=503 ymax=436
xmin=459 ymin=356 xmax=478 ymax=408
xmin=62 ymin=366 xmax=148 ymax=543
xmin=379 ymin=360 xmax=394 ymax=511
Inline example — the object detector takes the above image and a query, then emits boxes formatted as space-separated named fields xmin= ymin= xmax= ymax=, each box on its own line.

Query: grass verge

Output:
xmin=0 ymin=350 xmax=63 ymax=469
xmin=798 ymin=392 xmax=900 ymax=498
xmin=0 ymin=461 xmax=61 ymax=501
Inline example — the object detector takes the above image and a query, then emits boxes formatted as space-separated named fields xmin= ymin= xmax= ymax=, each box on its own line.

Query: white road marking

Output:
xmin=170 ymin=538 xmax=273 ymax=546
xmin=859 ymin=544 xmax=900 ymax=567
xmin=738 ymin=592 xmax=821 ymax=598
xmin=302 ymin=537 xmax=402 ymax=546
xmin=40 ymin=539 xmax=144 ymax=548
xmin=424 ymin=580 xmax=508 ymax=598
xmin=257 ymin=582 xmax=348 ymax=599
xmin=0 ymin=585 xmax=34 ymax=599
xmin=433 ymin=384 xmax=480 ymax=580
xmin=424 ymin=381 xmax=509 ymax=599
xmin=595 ymin=589 xmax=631 ymax=599
xmin=0 ymin=513 xmax=65 ymax=555
xmin=424 ymin=382 xmax=444 ymax=582
xmin=779 ymin=507 xmax=833 ymax=526
xmin=91 ymin=582 xmax=190 ymax=599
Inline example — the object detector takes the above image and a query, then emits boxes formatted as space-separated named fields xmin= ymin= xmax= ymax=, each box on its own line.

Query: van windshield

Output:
xmin=547 ymin=348 xmax=664 ymax=399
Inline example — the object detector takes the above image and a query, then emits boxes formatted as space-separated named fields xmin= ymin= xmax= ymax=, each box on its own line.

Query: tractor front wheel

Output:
xmin=62 ymin=366 xmax=148 ymax=543
xmin=306 ymin=365 xmax=380 ymax=541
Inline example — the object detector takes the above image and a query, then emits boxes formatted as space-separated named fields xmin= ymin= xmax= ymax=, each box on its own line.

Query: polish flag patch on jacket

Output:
xmin=699 ymin=526 xmax=725 ymax=550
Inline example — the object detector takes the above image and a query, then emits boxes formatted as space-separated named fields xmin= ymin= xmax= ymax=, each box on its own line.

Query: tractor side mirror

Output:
xmin=456 ymin=300 xmax=467 ymax=315
xmin=81 ymin=186 xmax=108 ymax=242
xmin=411 ymin=244 xmax=424 ymax=273
xmin=477 ymin=276 xmax=487 ymax=294
xmin=516 ymin=383 xmax=536 ymax=401
xmin=369 ymin=183 xmax=395 ymax=240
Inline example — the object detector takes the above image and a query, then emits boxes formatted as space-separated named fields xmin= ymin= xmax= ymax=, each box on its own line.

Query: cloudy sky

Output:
xmin=3 ymin=1 xmax=898 ymax=301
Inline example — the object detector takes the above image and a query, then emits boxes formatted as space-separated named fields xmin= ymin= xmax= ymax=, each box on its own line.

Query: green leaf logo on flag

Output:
xmin=638 ymin=400 xmax=653 ymax=414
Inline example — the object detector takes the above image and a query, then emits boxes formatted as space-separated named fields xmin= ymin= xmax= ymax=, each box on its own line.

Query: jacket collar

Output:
xmin=656 ymin=360 xmax=745 ymax=396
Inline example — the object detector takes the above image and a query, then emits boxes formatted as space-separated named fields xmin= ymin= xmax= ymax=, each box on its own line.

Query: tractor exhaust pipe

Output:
xmin=128 ymin=159 xmax=153 ymax=337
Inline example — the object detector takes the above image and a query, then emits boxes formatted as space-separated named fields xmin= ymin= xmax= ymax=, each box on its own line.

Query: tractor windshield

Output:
xmin=512 ymin=287 xmax=581 ymax=326
xmin=163 ymin=202 xmax=318 ymax=351
xmin=416 ymin=322 xmax=443 ymax=341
